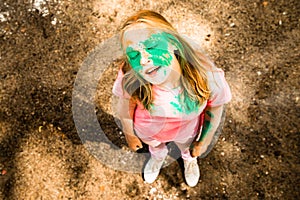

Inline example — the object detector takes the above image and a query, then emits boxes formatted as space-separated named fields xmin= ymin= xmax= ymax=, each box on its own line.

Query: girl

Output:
xmin=112 ymin=10 xmax=231 ymax=187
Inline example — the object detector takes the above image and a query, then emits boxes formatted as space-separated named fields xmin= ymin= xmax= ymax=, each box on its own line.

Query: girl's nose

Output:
xmin=140 ymin=50 xmax=151 ymax=66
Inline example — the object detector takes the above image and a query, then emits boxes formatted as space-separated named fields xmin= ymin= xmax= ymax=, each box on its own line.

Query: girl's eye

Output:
xmin=146 ymin=44 xmax=158 ymax=50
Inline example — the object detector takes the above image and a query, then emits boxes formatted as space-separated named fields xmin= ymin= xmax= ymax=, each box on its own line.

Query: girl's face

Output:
xmin=123 ymin=23 xmax=181 ymax=87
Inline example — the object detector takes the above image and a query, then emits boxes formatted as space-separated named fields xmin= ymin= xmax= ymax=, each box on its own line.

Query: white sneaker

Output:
xmin=143 ymin=157 xmax=165 ymax=183
xmin=184 ymin=159 xmax=200 ymax=187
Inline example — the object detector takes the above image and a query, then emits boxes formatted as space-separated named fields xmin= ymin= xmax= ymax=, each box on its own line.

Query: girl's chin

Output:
xmin=145 ymin=77 xmax=168 ymax=85
xmin=143 ymin=70 xmax=170 ymax=83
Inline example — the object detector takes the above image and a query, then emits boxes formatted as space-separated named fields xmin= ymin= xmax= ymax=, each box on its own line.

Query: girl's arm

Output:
xmin=190 ymin=105 xmax=224 ymax=157
xmin=117 ymin=97 xmax=143 ymax=151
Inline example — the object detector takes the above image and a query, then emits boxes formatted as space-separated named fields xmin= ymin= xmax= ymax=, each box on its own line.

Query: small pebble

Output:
xmin=1 ymin=169 xmax=7 ymax=175
xmin=51 ymin=17 xmax=57 ymax=25
xmin=257 ymin=71 xmax=261 ymax=75
xmin=149 ymin=187 xmax=157 ymax=195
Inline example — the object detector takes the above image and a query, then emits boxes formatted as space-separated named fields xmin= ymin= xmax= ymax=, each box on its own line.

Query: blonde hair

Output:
xmin=120 ymin=10 xmax=211 ymax=110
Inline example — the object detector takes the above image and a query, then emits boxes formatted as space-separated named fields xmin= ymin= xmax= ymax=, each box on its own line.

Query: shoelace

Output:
xmin=151 ymin=159 xmax=164 ymax=172
xmin=185 ymin=160 xmax=198 ymax=174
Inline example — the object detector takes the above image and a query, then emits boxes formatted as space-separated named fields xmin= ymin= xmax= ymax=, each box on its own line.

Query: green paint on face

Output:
xmin=125 ymin=32 xmax=182 ymax=75
xmin=126 ymin=46 xmax=142 ymax=72
xmin=144 ymin=32 xmax=173 ymax=67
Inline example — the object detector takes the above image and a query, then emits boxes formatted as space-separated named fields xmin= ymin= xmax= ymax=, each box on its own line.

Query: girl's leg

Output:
xmin=148 ymin=142 xmax=168 ymax=160
xmin=174 ymin=137 xmax=196 ymax=162
xmin=142 ymin=141 xmax=168 ymax=183
xmin=174 ymin=137 xmax=200 ymax=187
xmin=139 ymin=138 xmax=168 ymax=160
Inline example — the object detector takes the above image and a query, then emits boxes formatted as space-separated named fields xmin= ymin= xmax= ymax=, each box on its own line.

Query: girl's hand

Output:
xmin=190 ymin=141 xmax=208 ymax=157
xmin=124 ymin=134 xmax=143 ymax=151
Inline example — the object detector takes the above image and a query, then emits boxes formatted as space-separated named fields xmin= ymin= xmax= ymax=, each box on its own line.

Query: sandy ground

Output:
xmin=0 ymin=0 xmax=299 ymax=199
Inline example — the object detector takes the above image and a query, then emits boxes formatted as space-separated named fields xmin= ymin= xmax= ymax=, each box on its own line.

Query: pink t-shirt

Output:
xmin=112 ymin=67 xmax=232 ymax=143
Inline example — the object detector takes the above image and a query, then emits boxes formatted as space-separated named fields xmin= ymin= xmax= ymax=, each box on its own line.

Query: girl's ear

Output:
xmin=173 ymin=49 xmax=179 ymax=55
xmin=121 ymin=59 xmax=131 ymax=74
xmin=174 ymin=49 xmax=180 ymax=60
xmin=168 ymin=43 xmax=177 ymax=51
xmin=169 ymin=43 xmax=179 ymax=55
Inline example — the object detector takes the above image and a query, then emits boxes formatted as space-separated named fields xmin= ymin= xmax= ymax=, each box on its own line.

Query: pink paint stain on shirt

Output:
xmin=112 ymin=67 xmax=231 ymax=143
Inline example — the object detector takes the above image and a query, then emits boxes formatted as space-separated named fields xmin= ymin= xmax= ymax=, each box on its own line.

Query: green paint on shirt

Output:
xmin=170 ymin=101 xmax=183 ymax=113
xmin=182 ymin=92 xmax=199 ymax=114
xmin=170 ymin=92 xmax=199 ymax=114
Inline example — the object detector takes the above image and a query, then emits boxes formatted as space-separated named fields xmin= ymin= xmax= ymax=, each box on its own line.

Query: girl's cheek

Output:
xmin=129 ymin=57 xmax=143 ymax=73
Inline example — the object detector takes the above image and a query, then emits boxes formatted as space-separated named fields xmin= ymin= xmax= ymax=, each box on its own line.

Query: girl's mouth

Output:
xmin=145 ymin=66 xmax=161 ymax=75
